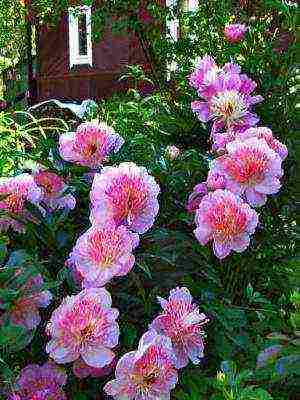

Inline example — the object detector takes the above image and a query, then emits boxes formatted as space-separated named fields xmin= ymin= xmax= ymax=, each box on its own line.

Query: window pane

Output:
xmin=78 ymin=13 xmax=87 ymax=56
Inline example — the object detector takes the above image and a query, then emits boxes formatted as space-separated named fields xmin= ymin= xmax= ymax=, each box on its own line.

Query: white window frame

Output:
xmin=187 ymin=0 xmax=199 ymax=12
xmin=68 ymin=5 xmax=92 ymax=68
xmin=166 ymin=0 xmax=179 ymax=42
xmin=165 ymin=1 xmax=199 ymax=80
xmin=166 ymin=0 xmax=179 ymax=80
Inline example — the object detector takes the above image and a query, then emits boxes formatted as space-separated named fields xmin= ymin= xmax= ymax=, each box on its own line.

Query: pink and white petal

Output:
xmin=59 ymin=133 xmax=77 ymax=162
xmin=100 ymin=323 xmax=120 ymax=348
xmin=156 ymin=296 xmax=169 ymax=310
xmin=187 ymin=338 xmax=205 ymax=365
xmin=104 ymin=308 xmax=120 ymax=323
xmin=225 ymin=178 xmax=244 ymax=196
xmin=89 ymin=204 xmax=111 ymax=226
xmin=56 ymin=195 xmax=76 ymax=210
xmin=184 ymin=308 xmax=207 ymax=325
xmin=75 ymin=255 xmax=101 ymax=280
xmin=164 ymin=368 xmax=179 ymax=389
xmin=149 ymin=315 xmax=166 ymax=334
xmin=80 ymin=287 xmax=112 ymax=308
xmin=156 ymin=394 xmax=171 ymax=400
xmin=245 ymin=188 xmax=267 ymax=207
xmin=247 ymin=211 xmax=259 ymax=233
xmin=223 ymin=74 xmax=242 ymax=91
xmin=249 ymin=95 xmax=264 ymax=105
xmin=114 ymin=351 xmax=136 ymax=379
xmin=212 ymin=119 xmax=225 ymax=134
xmin=130 ymin=232 xmax=140 ymax=249
xmin=191 ymin=101 xmax=210 ymax=122
xmin=194 ymin=224 xmax=212 ymax=245
xmin=81 ymin=267 xmax=114 ymax=288
xmin=82 ymin=345 xmax=115 ymax=368
xmin=269 ymin=155 xmax=284 ymax=177
xmin=104 ymin=379 xmax=131 ymax=398
xmin=240 ymin=75 xmax=257 ymax=94
xmin=46 ymin=339 xmax=78 ymax=364
xmin=173 ymin=345 xmax=189 ymax=369
xmin=231 ymin=234 xmax=250 ymax=252
xmin=169 ymin=287 xmax=193 ymax=305
xmin=223 ymin=62 xmax=241 ymax=74
xmin=137 ymin=330 xmax=159 ymax=352
xmin=36 ymin=290 xmax=53 ymax=307
xmin=241 ymin=113 xmax=260 ymax=128
xmin=130 ymin=199 xmax=159 ymax=233
xmin=255 ymin=177 xmax=281 ymax=194
xmin=275 ymin=140 xmax=288 ymax=160
xmin=117 ymin=254 xmax=135 ymax=276
xmin=213 ymin=241 xmax=231 ymax=259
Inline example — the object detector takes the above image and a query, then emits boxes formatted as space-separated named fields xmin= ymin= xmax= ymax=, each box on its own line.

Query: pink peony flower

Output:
xmin=104 ymin=330 xmax=178 ymax=400
xmin=190 ymin=55 xmax=262 ymax=137
xmin=150 ymin=287 xmax=208 ymax=369
xmin=189 ymin=55 xmax=241 ymax=98
xmin=189 ymin=56 xmax=221 ymax=94
xmin=34 ymin=170 xmax=76 ymax=212
xmin=59 ymin=121 xmax=124 ymax=169
xmin=0 ymin=173 xmax=43 ymax=233
xmin=14 ymin=361 xmax=67 ymax=400
xmin=206 ymin=172 xmax=227 ymax=190
xmin=46 ymin=288 xmax=119 ymax=368
xmin=236 ymin=127 xmax=288 ymax=160
xmin=191 ymin=60 xmax=263 ymax=133
xmin=7 ymin=274 xmax=52 ymax=330
xmin=208 ymin=137 xmax=283 ymax=207
xmin=186 ymin=182 xmax=208 ymax=213
xmin=90 ymin=162 xmax=160 ymax=234
xmin=73 ymin=356 xmax=117 ymax=379
xmin=69 ymin=222 xmax=139 ymax=288
xmin=194 ymin=189 xmax=258 ymax=259
xmin=224 ymin=23 xmax=248 ymax=43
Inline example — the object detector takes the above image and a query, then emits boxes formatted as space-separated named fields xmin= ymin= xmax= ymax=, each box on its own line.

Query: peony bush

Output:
xmin=188 ymin=56 xmax=288 ymax=258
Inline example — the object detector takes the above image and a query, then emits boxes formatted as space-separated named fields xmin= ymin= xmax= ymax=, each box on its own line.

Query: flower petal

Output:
xmin=82 ymin=345 xmax=115 ymax=368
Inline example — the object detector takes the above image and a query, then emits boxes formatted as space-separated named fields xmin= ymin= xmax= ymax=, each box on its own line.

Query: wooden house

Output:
xmin=31 ymin=0 xmax=198 ymax=103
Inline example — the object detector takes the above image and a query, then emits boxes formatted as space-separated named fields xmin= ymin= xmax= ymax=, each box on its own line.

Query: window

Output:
xmin=165 ymin=1 xmax=199 ymax=80
xmin=166 ymin=0 xmax=179 ymax=80
xmin=166 ymin=0 xmax=179 ymax=42
xmin=187 ymin=0 xmax=198 ymax=12
xmin=68 ymin=6 xmax=92 ymax=68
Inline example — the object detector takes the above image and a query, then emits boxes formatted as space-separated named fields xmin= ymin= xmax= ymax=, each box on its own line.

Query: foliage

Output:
xmin=0 ymin=111 xmax=69 ymax=175
xmin=0 ymin=1 xmax=27 ymax=67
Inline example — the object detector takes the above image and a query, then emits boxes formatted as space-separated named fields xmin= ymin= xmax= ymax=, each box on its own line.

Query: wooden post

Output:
xmin=26 ymin=19 xmax=34 ymax=105
xmin=25 ymin=0 xmax=37 ymax=106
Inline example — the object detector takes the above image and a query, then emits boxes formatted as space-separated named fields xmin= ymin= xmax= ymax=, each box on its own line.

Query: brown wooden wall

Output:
xmin=36 ymin=2 xmax=163 ymax=102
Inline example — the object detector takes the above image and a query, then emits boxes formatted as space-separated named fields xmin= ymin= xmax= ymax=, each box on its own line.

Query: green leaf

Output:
xmin=0 ymin=323 xmax=33 ymax=351
xmin=0 ymin=242 xmax=7 ymax=264
xmin=73 ymin=394 xmax=89 ymax=400
xmin=240 ymin=387 xmax=273 ymax=400
xmin=121 ymin=323 xmax=138 ymax=348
